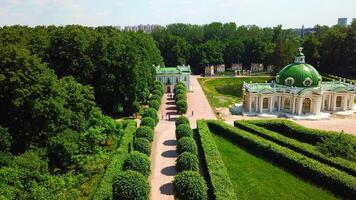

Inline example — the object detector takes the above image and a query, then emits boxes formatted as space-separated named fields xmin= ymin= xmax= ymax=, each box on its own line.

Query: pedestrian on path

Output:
xmin=192 ymin=110 xmax=194 ymax=117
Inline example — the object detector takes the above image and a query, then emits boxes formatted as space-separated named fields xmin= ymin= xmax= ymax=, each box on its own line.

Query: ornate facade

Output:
xmin=155 ymin=65 xmax=192 ymax=93
xmin=243 ymin=48 xmax=356 ymax=116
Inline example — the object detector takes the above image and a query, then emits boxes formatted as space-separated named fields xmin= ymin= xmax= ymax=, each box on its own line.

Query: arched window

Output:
xmin=336 ymin=96 xmax=342 ymax=107
xmin=176 ymin=77 xmax=179 ymax=83
xmin=284 ymin=98 xmax=290 ymax=111
xmin=263 ymin=98 xmax=269 ymax=109
xmin=184 ymin=76 xmax=187 ymax=81
xmin=167 ymin=78 xmax=170 ymax=84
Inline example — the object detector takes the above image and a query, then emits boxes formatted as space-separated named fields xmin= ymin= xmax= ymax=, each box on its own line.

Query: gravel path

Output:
xmin=150 ymin=75 xmax=216 ymax=200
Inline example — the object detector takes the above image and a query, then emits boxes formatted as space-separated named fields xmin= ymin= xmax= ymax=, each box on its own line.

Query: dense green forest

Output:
xmin=0 ymin=25 xmax=162 ymax=199
xmin=152 ymin=22 xmax=356 ymax=75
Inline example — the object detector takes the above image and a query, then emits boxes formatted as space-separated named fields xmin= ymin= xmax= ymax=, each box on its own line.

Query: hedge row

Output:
xmin=207 ymin=120 xmax=356 ymax=198
xmin=174 ymin=82 xmax=188 ymax=114
xmin=196 ymin=120 xmax=236 ymax=200
xmin=234 ymin=120 xmax=356 ymax=177
xmin=247 ymin=119 xmax=356 ymax=145
xmin=92 ymin=120 xmax=137 ymax=200
xmin=173 ymin=117 xmax=207 ymax=200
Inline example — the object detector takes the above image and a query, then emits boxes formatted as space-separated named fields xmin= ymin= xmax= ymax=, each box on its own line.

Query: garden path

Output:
xmin=150 ymin=75 xmax=216 ymax=200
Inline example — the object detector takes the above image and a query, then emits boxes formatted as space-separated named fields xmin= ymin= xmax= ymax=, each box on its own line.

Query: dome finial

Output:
xmin=294 ymin=47 xmax=305 ymax=64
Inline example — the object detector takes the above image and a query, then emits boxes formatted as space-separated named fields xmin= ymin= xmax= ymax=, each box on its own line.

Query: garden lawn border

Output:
xmin=196 ymin=120 xmax=236 ymax=200
xmin=234 ymin=120 xmax=356 ymax=177
xmin=92 ymin=120 xmax=137 ymax=200
xmin=207 ymin=120 xmax=356 ymax=199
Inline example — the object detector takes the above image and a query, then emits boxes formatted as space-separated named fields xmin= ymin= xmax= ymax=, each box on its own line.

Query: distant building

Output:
xmin=231 ymin=63 xmax=243 ymax=71
xmin=204 ymin=65 xmax=215 ymax=76
xmin=267 ymin=65 xmax=276 ymax=73
xmin=250 ymin=63 xmax=264 ymax=73
xmin=338 ymin=18 xmax=347 ymax=26
xmin=214 ymin=64 xmax=225 ymax=73
xmin=155 ymin=65 xmax=192 ymax=93
xmin=123 ymin=24 xmax=160 ymax=32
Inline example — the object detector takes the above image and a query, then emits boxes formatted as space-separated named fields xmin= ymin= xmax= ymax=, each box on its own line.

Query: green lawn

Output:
xmin=198 ymin=77 xmax=273 ymax=109
xmin=212 ymin=133 xmax=338 ymax=200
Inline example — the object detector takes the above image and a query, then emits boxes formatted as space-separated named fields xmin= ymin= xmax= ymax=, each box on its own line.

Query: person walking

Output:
xmin=192 ymin=110 xmax=194 ymax=117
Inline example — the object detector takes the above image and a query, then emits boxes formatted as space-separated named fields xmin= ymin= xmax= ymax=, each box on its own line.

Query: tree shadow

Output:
xmin=166 ymin=102 xmax=175 ymax=105
xmin=167 ymin=97 xmax=174 ymax=101
xmin=161 ymin=150 xmax=177 ymax=158
xmin=166 ymin=106 xmax=177 ymax=110
xmin=161 ymin=166 xmax=176 ymax=176
xmin=166 ymin=111 xmax=179 ymax=115
xmin=160 ymin=183 xmax=173 ymax=195
xmin=163 ymin=140 xmax=177 ymax=146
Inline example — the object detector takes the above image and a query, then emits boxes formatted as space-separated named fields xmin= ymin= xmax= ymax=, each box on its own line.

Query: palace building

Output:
xmin=155 ymin=65 xmax=192 ymax=93
xmin=242 ymin=48 xmax=356 ymax=116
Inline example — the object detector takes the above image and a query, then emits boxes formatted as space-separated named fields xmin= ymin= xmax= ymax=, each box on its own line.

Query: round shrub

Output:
xmin=174 ymin=88 xmax=186 ymax=95
xmin=134 ymin=138 xmax=151 ymax=155
xmin=174 ymin=93 xmax=186 ymax=102
xmin=173 ymin=171 xmax=207 ymax=200
xmin=123 ymin=151 xmax=151 ymax=177
xmin=176 ymin=152 xmax=199 ymax=172
xmin=176 ymin=100 xmax=187 ymax=114
xmin=141 ymin=108 xmax=158 ymax=124
xmin=140 ymin=117 xmax=156 ymax=130
xmin=152 ymin=89 xmax=163 ymax=97
xmin=176 ymin=124 xmax=192 ymax=139
xmin=113 ymin=170 xmax=150 ymax=200
xmin=177 ymin=137 xmax=197 ymax=155
xmin=175 ymin=116 xmax=190 ymax=126
xmin=174 ymin=83 xmax=186 ymax=91
xmin=135 ymin=126 xmax=153 ymax=142
xmin=148 ymin=100 xmax=160 ymax=110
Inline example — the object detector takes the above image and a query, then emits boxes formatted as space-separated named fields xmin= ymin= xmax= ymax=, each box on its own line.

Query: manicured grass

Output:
xmin=198 ymin=77 xmax=272 ymax=109
xmin=211 ymin=132 xmax=337 ymax=200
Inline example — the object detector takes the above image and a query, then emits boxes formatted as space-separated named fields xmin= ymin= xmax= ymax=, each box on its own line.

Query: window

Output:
xmin=285 ymin=77 xmax=295 ymax=86
xmin=302 ymin=98 xmax=311 ymax=113
xmin=303 ymin=78 xmax=313 ymax=87
xmin=184 ymin=76 xmax=187 ymax=81
xmin=336 ymin=96 xmax=342 ymax=107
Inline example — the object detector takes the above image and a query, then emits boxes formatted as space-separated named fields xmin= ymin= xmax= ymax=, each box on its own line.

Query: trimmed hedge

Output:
xmin=148 ymin=100 xmax=160 ymax=110
xmin=175 ymin=116 xmax=190 ymax=127
xmin=176 ymin=124 xmax=193 ymax=139
xmin=248 ymin=119 xmax=356 ymax=145
xmin=176 ymin=152 xmax=199 ymax=172
xmin=135 ymin=126 xmax=153 ymax=142
xmin=112 ymin=170 xmax=150 ymax=200
xmin=175 ymin=93 xmax=187 ymax=102
xmin=196 ymin=120 xmax=236 ymax=200
xmin=207 ymin=120 xmax=356 ymax=198
xmin=234 ymin=120 xmax=356 ymax=176
xmin=122 ymin=151 xmax=151 ymax=177
xmin=177 ymin=137 xmax=198 ymax=155
xmin=173 ymin=171 xmax=208 ymax=200
xmin=141 ymin=108 xmax=158 ymax=124
xmin=134 ymin=138 xmax=151 ymax=156
xmin=176 ymin=100 xmax=188 ymax=114
xmin=92 ymin=120 xmax=137 ymax=200
xmin=140 ymin=117 xmax=156 ymax=130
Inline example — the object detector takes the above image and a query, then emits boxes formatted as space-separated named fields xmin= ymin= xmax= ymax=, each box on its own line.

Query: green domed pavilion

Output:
xmin=242 ymin=48 xmax=356 ymax=117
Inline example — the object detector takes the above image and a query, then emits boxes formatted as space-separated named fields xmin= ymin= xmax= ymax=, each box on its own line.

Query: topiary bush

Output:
xmin=134 ymin=138 xmax=151 ymax=155
xmin=148 ymin=100 xmax=160 ymax=110
xmin=176 ymin=124 xmax=193 ymax=139
xmin=112 ymin=170 xmax=150 ymax=200
xmin=177 ymin=137 xmax=197 ymax=155
xmin=140 ymin=117 xmax=156 ymax=130
xmin=174 ymin=93 xmax=187 ymax=102
xmin=174 ymin=88 xmax=186 ymax=95
xmin=152 ymin=89 xmax=163 ymax=97
xmin=141 ymin=108 xmax=158 ymax=124
xmin=135 ymin=126 xmax=153 ymax=142
xmin=175 ymin=116 xmax=190 ymax=127
xmin=173 ymin=171 xmax=207 ymax=200
xmin=176 ymin=100 xmax=188 ymax=114
xmin=176 ymin=152 xmax=199 ymax=172
xmin=122 ymin=151 xmax=151 ymax=177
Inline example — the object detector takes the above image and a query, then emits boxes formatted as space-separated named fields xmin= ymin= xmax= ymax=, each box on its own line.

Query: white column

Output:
xmin=328 ymin=95 xmax=332 ymax=110
xmin=298 ymin=98 xmax=303 ymax=115
xmin=259 ymin=96 xmax=263 ymax=113
xmin=292 ymin=96 xmax=296 ymax=114
xmin=278 ymin=96 xmax=281 ymax=111
xmin=332 ymin=95 xmax=337 ymax=111
xmin=351 ymin=95 xmax=355 ymax=110
xmin=315 ymin=96 xmax=322 ymax=114
xmin=281 ymin=96 xmax=285 ymax=111
xmin=342 ymin=95 xmax=348 ymax=111
xmin=255 ymin=96 xmax=258 ymax=112
xmin=269 ymin=96 xmax=274 ymax=112
xmin=248 ymin=95 xmax=252 ymax=112
xmin=321 ymin=95 xmax=325 ymax=111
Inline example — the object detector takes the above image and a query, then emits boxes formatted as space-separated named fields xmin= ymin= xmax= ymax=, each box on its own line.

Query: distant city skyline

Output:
xmin=0 ymin=0 xmax=355 ymax=28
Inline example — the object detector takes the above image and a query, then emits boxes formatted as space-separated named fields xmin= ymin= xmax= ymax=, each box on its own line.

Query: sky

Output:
xmin=0 ymin=0 xmax=355 ymax=28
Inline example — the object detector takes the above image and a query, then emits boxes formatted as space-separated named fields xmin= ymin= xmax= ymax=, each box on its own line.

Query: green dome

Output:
xmin=276 ymin=48 xmax=322 ymax=87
